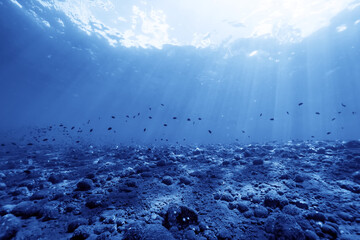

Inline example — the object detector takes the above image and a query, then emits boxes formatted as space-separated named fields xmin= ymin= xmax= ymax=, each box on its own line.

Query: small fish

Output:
xmin=161 ymin=104 xmax=164 ymax=106
xmin=43 ymin=138 xmax=48 ymax=142
xmin=87 ymin=120 xmax=91 ymax=124
xmin=71 ymin=126 xmax=75 ymax=130
xmin=298 ymin=102 xmax=303 ymax=106
xmin=331 ymin=118 xmax=336 ymax=121
xmin=76 ymin=140 xmax=80 ymax=143
xmin=270 ymin=118 xmax=274 ymax=121
xmin=352 ymin=112 xmax=356 ymax=115
xmin=90 ymin=129 xmax=93 ymax=132
xmin=52 ymin=138 xmax=56 ymax=141
xmin=198 ymin=117 xmax=202 ymax=120
xmin=315 ymin=112 xmax=320 ymax=115
xmin=133 ymin=115 xmax=136 ymax=119
xmin=341 ymin=103 xmax=346 ymax=107
xmin=208 ymin=130 xmax=212 ymax=134
xmin=187 ymin=118 xmax=191 ymax=121
xmin=338 ymin=112 xmax=342 ymax=114
xmin=149 ymin=107 xmax=152 ymax=111
xmin=138 ymin=113 xmax=140 ymax=116
xmin=327 ymin=132 xmax=331 ymax=135
xmin=260 ymin=113 xmax=263 ymax=117
xmin=286 ymin=111 xmax=290 ymax=115
xmin=11 ymin=142 xmax=16 ymax=146
xmin=149 ymin=116 xmax=152 ymax=119
xmin=163 ymin=124 xmax=167 ymax=127
xmin=111 ymin=116 xmax=115 ymax=119
xmin=144 ymin=128 xmax=146 ymax=132
xmin=59 ymin=124 xmax=64 ymax=127
xmin=311 ymin=136 xmax=315 ymax=138
xmin=173 ymin=117 xmax=177 ymax=119
xmin=126 ymin=115 xmax=129 ymax=118
xmin=27 ymin=143 xmax=33 ymax=146
xmin=0 ymin=144 xmax=5 ymax=147
xmin=242 ymin=130 xmax=245 ymax=133
xmin=108 ymin=127 xmax=112 ymax=130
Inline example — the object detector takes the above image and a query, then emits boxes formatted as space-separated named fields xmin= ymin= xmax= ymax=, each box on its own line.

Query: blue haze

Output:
xmin=0 ymin=1 xmax=359 ymax=145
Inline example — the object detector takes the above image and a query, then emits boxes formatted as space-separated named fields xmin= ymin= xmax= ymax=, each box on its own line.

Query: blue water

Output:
xmin=0 ymin=0 xmax=359 ymax=145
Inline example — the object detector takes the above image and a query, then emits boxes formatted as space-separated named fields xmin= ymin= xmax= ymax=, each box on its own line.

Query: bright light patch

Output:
xmin=10 ymin=0 xmax=22 ymax=8
xmin=336 ymin=24 xmax=347 ymax=32
xmin=32 ymin=0 xmax=357 ymax=49
xmin=249 ymin=50 xmax=258 ymax=57
xmin=355 ymin=19 xmax=360 ymax=25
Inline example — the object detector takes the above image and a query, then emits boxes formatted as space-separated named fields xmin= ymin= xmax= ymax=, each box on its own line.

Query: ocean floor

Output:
xmin=0 ymin=140 xmax=360 ymax=240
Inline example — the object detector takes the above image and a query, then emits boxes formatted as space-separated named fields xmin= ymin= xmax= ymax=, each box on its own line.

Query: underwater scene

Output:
xmin=0 ymin=0 xmax=360 ymax=239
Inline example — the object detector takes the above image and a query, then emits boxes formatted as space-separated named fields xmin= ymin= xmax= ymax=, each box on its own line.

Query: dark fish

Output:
xmin=331 ymin=118 xmax=336 ymax=121
xmin=315 ymin=112 xmax=320 ymax=115
xmin=270 ymin=118 xmax=274 ymax=121
xmin=71 ymin=126 xmax=75 ymax=130
xmin=87 ymin=120 xmax=91 ymax=124
xmin=1 ymin=144 xmax=5 ymax=147
xmin=260 ymin=113 xmax=263 ymax=117
xmin=163 ymin=124 xmax=167 ymax=127
xmin=198 ymin=117 xmax=202 ymax=120
xmin=149 ymin=116 xmax=152 ymax=119
xmin=187 ymin=118 xmax=191 ymax=121
xmin=208 ymin=130 xmax=212 ymax=134
xmin=76 ymin=140 xmax=80 ymax=143
xmin=149 ymin=107 xmax=152 ymax=111
xmin=133 ymin=115 xmax=136 ymax=119
xmin=126 ymin=115 xmax=130 ymax=118
xmin=338 ymin=112 xmax=341 ymax=114
xmin=52 ymin=138 xmax=56 ymax=141
xmin=298 ymin=103 xmax=303 ymax=106
xmin=311 ymin=136 xmax=315 ymax=138
xmin=173 ymin=117 xmax=177 ymax=119
xmin=341 ymin=103 xmax=346 ymax=107
xmin=11 ymin=143 xmax=16 ymax=146
xmin=59 ymin=124 xmax=64 ymax=127
xmin=161 ymin=104 xmax=164 ymax=106
xmin=352 ymin=112 xmax=356 ymax=115
xmin=108 ymin=127 xmax=112 ymax=130
xmin=90 ymin=129 xmax=93 ymax=132
xmin=43 ymin=138 xmax=48 ymax=142
xmin=138 ymin=113 xmax=140 ymax=116
xmin=144 ymin=128 xmax=146 ymax=132
xmin=27 ymin=143 xmax=33 ymax=146
xmin=327 ymin=132 xmax=331 ymax=135
xmin=242 ymin=130 xmax=245 ymax=133
xmin=111 ymin=116 xmax=115 ymax=119
xmin=286 ymin=111 xmax=290 ymax=115
xmin=235 ymin=138 xmax=239 ymax=141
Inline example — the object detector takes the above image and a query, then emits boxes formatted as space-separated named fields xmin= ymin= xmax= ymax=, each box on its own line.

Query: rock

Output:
xmin=236 ymin=202 xmax=249 ymax=213
xmin=337 ymin=212 xmax=355 ymax=222
xmin=162 ymin=176 xmax=173 ymax=185
xmin=48 ymin=174 xmax=63 ymax=184
xmin=304 ymin=230 xmax=319 ymax=240
xmin=337 ymin=180 xmax=360 ymax=193
xmin=124 ymin=180 xmax=137 ymax=188
xmin=352 ymin=171 xmax=360 ymax=182
xmin=68 ymin=218 xmax=88 ymax=233
xmin=282 ymin=205 xmax=301 ymax=216
xmin=10 ymin=186 xmax=30 ymax=196
xmin=30 ymin=190 xmax=49 ymax=200
xmin=122 ymin=223 xmax=144 ymax=240
xmin=0 ymin=182 xmax=6 ymax=190
xmin=76 ymin=179 xmax=93 ymax=191
xmin=321 ymin=224 xmax=338 ymax=239
xmin=163 ymin=205 xmax=198 ymax=229
xmin=243 ymin=210 xmax=253 ymax=218
xmin=215 ymin=192 xmax=234 ymax=202
xmin=254 ymin=206 xmax=268 ymax=218
xmin=294 ymin=174 xmax=308 ymax=183
xmin=203 ymin=230 xmax=217 ymax=240
xmin=306 ymin=211 xmax=326 ymax=222
xmin=70 ymin=225 xmax=92 ymax=240
xmin=11 ymin=201 xmax=42 ymax=219
xmin=217 ymin=228 xmax=232 ymax=240
xmin=0 ymin=214 xmax=21 ymax=240
xmin=265 ymin=214 xmax=305 ymax=240
xmin=344 ymin=140 xmax=360 ymax=149
xmin=85 ymin=195 xmax=103 ymax=209
xmin=41 ymin=203 xmax=60 ymax=221
xmin=264 ymin=190 xmax=289 ymax=209
xmin=179 ymin=176 xmax=192 ymax=185
xmin=253 ymin=159 xmax=263 ymax=165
